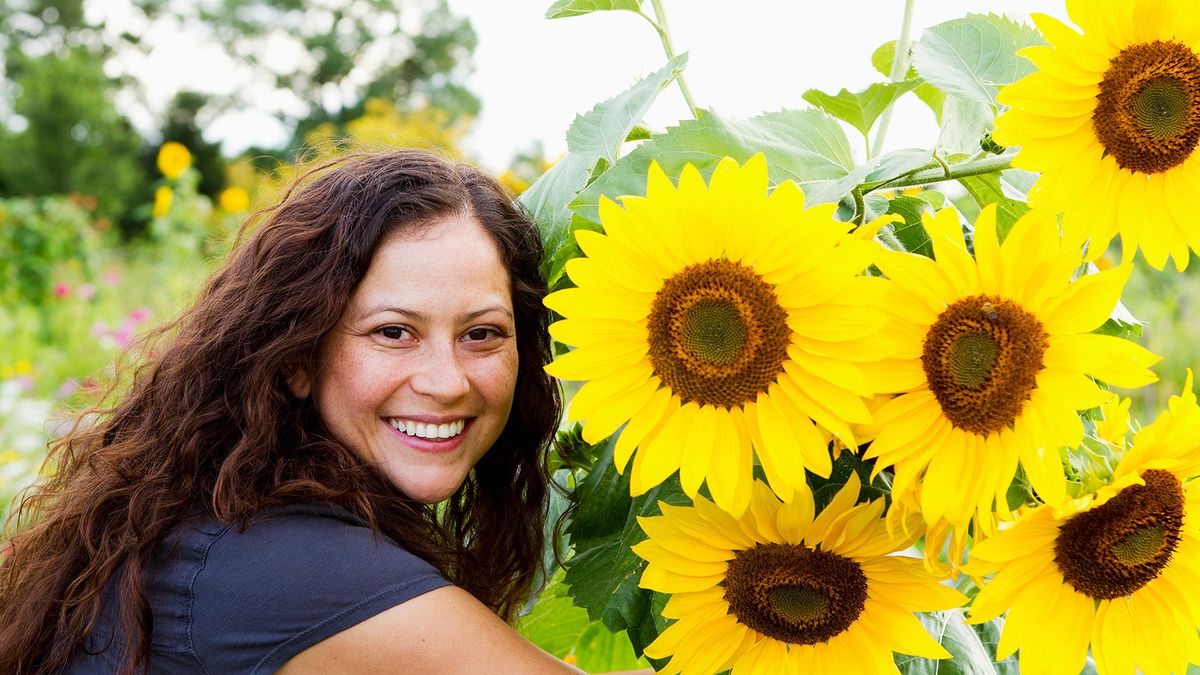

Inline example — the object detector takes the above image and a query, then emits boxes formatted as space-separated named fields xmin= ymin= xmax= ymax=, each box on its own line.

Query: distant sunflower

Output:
xmin=156 ymin=141 xmax=192 ymax=181
xmin=995 ymin=1 xmax=1200 ymax=271
xmin=865 ymin=205 xmax=1159 ymax=532
xmin=545 ymin=155 xmax=897 ymax=516
xmin=633 ymin=477 xmax=966 ymax=674
xmin=967 ymin=372 xmax=1200 ymax=675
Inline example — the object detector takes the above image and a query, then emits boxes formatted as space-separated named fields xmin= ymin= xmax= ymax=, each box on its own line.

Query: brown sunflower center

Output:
xmin=723 ymin=542 xmax=867 ymax=645
xmin=922 ymin=296 xmax=1048 ymax=434
xmin=1054 ymin=469 xmax=1184 ymax=599
xmin=1093 ymin=40 xmax=1200 ymax=174
xmin=647 ymin=259 xmax=790 ymax=408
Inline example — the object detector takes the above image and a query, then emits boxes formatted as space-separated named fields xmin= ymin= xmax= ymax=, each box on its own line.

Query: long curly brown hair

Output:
xmin=0 ymin=150 xmax=562 ymax=675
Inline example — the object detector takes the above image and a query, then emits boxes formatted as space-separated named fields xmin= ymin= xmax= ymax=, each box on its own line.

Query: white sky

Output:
xmin=444 ymin=0 xmax=1068 ymax=170
xmin=111 ymin=0 xmax=1069 ymax=172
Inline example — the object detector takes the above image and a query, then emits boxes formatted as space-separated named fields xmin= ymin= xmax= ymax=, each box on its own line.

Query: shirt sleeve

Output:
xmin=188 ymin=503 xmax=451 ymax=674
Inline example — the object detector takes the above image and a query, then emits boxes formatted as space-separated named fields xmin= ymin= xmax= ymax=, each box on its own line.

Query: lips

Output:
xmin=386 ymin=417 xmax=467 ymax=440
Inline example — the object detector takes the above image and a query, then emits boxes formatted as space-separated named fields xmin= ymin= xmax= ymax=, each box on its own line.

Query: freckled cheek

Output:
xmin=470 ymin=350 xmax=519 ymax=411
xmin=326 ymin=352 xmax=407 ymax=416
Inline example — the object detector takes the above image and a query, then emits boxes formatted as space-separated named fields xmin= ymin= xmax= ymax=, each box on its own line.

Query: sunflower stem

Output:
xmin=871 ymin=0 xmax=917 ymax=155
xmin=865 ymin=150 xmax=1017 ymax=193
xmin=851 ymin=188 xmax=866 ymax=226
xmin=647 ymin=0 xmax=699 ymax=117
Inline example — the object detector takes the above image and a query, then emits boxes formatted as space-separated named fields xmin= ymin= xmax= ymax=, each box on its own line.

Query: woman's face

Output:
xmin=293 ymin=212 xmax=519 ymax=503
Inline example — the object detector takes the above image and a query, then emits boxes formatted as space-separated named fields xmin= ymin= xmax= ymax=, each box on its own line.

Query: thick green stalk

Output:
xmin=647 ymin=0 xmax=699 ymax=117
xmin=871 ymin=0 xmax=917 ymax=155
xmin=867 ymin=151 xmax=1016 ymax=193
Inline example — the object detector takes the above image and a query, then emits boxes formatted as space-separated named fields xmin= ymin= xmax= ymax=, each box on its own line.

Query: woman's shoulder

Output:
xmin=166 ymin=501 xmax=451 ymax=673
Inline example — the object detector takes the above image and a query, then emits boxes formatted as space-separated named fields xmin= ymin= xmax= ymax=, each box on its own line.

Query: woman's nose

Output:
xmin=408 ymin=343 xmax=471 ymax=404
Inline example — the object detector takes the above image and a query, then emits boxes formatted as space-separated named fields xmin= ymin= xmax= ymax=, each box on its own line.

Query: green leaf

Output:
xmin=958 ymin=172 xmax=1031 ymax=241
xmin=897 ymin=609 xmax=997 ymax=674
xmin=808 ymin=451 xmax=891 ymax=512
xmin=884 ymin=196 xmax=935 ymax=257
xmin=562 ymin=433 xmax=689 ymax=653
xmin=911 ymin=13 xmax=1046 ymax=108
xmin=517 ymin=571 xmax=592 ymax=656
xmin=545 ymin=0 xmax=643 ymax=19
xmin=864 ymin=148 xmax=934 ymax=185
xmin=971 ymin=616 xmax=1019 ymax=675
xmin=937 ymin=95 xmax=995 ymax=155
xmin=871 ymin=40 xmax=945 ymax=120
xmin=521 ymin=55 xmax=687 ymax=281
xmin=520 ymin=153 xmax=595 ymax=281
xmin=517 ymin=569 xmax=649 ymax=670
xmin=567 ymin=53 xmax=688 ymax=166
xmin=572 ymin=622 xmax=650 ymax=672
xmin=802 ymin=80 xmax=922 ymax=138
xmin=570 ymin=108 xmax=856 ymax=224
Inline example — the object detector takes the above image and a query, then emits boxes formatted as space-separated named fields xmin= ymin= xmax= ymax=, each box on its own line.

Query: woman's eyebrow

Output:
xmin=462 ymin=305 xmax=514 ymax=322
xmin=354 ymin=304 xmax=513 ymax=322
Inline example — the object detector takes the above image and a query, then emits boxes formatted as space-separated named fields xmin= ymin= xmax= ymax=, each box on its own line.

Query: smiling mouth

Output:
xmin=386 ymin=418 xmax=467 ymax=441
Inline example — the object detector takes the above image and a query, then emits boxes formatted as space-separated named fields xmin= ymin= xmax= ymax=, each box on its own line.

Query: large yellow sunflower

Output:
xmin=966 ymin=372 xmax=1200 ymax=675
xmin=632 ymin=476 xmax=966 ymax=674
xmin=864 ymin=205 xmax=1160 ymax=533
xmin=544 ymin=155 xmax=898 ymax=516
xmin=995 ymin=0 xmax=1200 ymax=271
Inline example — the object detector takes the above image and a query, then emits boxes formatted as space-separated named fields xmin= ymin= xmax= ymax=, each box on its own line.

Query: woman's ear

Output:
xmin=284 ymin=364 xmax=312 ymax=399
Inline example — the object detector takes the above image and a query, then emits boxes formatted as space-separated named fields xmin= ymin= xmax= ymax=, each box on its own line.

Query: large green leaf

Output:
xmin=517 ymin=572 xmax=592 ymax=656
xmin=567 ymin=53 xmax=688 ymax=166
xmin=520 ymin=153 xmax=595 ymax=281
xmin=562 ymin=433 xmax=689 ymax=654
xmin=898 ymin=609 xmax=998 ymax=674
xmin=871 ymin=40 xmax=945 ymax=120
xmin=520 ymin=55 xmax=687 ymax=280
xmin=911 ymin=13 xmax=1045 ymax=108
xmin=545 ymin=0 xmax=643 ymax=19
xmin=937 ymin=95 xmax=996 ymax=155
xmin=884 ymin=195 xmax=935 ymax=257
xmin=517 ymin=570 xmax=648 ymax=670
xmin=802 ymin=80 xmax=922 ymax=139
xmin=971 ymin=616 xmax=1019 ymax=675
xmin=958 ymin=171 xmax=1031 ymax=241
xmin=569 ymin=108 xmax=855 ymax=224
xmin=572 ymin=622 xmax=651 ymax=672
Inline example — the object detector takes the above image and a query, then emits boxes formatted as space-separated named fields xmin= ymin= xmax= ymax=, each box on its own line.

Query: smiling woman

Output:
xmin=0 ymin=150 xmax=620 ymax=674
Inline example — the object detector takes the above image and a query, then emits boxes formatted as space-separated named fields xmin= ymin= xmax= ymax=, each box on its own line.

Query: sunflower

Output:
xmin=632 ymin=476 xmax=966 ymax=674
xmin=864 ymin=205 xmax=1159 ymax=534
xmin=544 ymin=155 xmax=898 ymax=516
xmin=966 ymin=372 xmax=1200 ymax=675
xmin=152 ymin=186 xmax=173 ymax=219
xmin=994 ymin=0 xmax=1200 ymax=271
xmin=156 ymin=141 xmax=192 ymax=181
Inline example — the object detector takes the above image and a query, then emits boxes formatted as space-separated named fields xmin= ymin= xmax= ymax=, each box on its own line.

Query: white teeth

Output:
xmin=389 ymin=418 xmax=466 ymax=440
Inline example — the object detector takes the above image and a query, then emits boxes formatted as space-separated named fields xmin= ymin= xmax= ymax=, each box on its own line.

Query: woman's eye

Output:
xmin=377 ymin=326 xmax=411 ymax=341
xmin=465 ymin=327 xmax=495 ymax=342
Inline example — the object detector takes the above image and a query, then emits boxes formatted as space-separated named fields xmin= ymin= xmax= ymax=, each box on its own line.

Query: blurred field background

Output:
xmin=0 ymin=7 xmax=1196 ymax=668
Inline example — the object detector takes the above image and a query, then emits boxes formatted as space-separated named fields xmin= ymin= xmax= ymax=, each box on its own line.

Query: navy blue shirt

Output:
xmin=62 ymin=502 xmax=450 ymax=674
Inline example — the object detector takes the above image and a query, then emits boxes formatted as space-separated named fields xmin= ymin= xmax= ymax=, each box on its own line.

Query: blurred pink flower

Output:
xmin=101 ymin=270 xmax=121 ymax=285
xmin=91 ymin=321 xmax=109 ymax=338
xmin=129 ymin=308 xmax=151 ymax=322
xmin=53 ymin=282 xmax=71 ymax=298
xmin=77 ymin=283 xmax=96 ymax=301
xmin=57 ymin=379 xmax=80 ymax=398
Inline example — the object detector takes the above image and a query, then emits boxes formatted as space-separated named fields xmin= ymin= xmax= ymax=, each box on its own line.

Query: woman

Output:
xmin=0 ymin=150 xmax=597 ymax=673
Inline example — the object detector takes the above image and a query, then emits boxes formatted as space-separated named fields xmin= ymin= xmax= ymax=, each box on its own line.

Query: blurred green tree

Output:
xmin=0 ymin=0 xmax=479 ymax=226
xmin=132 ymin=0 xmax=481 ymax=153
xmin=0 ymin=47 xmax=148 ymax=226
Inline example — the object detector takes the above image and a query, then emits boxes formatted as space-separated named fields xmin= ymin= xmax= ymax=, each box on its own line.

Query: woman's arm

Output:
xmin=277 ymin=584 xmax=585 ymax=674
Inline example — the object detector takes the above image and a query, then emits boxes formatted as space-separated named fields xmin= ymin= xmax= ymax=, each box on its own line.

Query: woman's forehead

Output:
xmin=349 ymin=213 xmax=513 ymax=318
